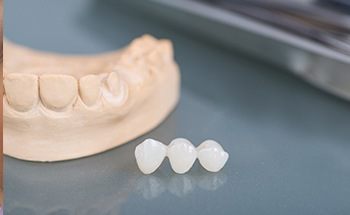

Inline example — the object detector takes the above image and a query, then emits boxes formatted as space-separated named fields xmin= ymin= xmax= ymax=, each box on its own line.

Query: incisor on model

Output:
xmin=3 ymin=35 xmax=180 ymax=161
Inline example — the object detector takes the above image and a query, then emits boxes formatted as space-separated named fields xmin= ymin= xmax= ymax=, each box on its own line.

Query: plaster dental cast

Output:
xmin=3 ymin=35 xmax=180 ymax=161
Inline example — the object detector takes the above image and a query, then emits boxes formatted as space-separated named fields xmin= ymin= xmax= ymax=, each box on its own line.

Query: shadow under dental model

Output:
xmin=4 ymin=111 xmax=227 ymax=215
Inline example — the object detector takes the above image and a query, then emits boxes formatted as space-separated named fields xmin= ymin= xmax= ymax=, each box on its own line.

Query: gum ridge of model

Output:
xmin=3 ymin=35 xmax=180 ymax=162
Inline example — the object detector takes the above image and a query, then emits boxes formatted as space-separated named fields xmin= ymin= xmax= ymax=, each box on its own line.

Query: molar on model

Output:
xmin=101 ymin=72 xmax=127 ymax=106
xmin=106 ymin=72 xmax=120 ymax=95
xmin=4 ymin=73 xmax=39 ymax=112
xmin=147 ymin=40 xmax=174 ymax=65
xmin=127 ymin=34 xmax=158 ymax=59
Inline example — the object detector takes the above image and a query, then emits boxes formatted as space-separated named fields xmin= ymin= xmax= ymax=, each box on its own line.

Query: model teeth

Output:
xmin=135 ymin=139 xmax=229 ymax=174
xmin=158 ymin=40 xmax=173 ymax=62
xmin=102 ymin=72 xmax=126 ymax=106
xmin=3 ymin=35 xmax=180 ymax=162
xmin=148 ymin=40 xmax=173 ymax=64
xmin=128 ymin=34 xmax=158 ymax=58
xmin=135 ymin=139 xmax=167 ymax=174
xmin=3 ymin=73 xmax=39 ymax=111
xmin=106 ymin=72 xmax=120 ymax=96
xmin=3 ymin=71 xmax=127 ymax=111
xmin=197 ymin=140 xmax=229 ymax=173
xmin=39 ymin=74 xmax=78 ymax=111
xmin=3 ymin=35 xmax=174 ymax=113
xmin=167 ymin=138 xmax=197 ymax=174
xmin=79 ymin=74 xmax=101 ymax=106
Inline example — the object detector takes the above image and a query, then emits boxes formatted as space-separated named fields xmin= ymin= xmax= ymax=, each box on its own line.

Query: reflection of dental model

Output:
xmin=3 ymin=35 xmax=180 ymax=161
xmin=135 ymin=138 xmax=229 ymax=174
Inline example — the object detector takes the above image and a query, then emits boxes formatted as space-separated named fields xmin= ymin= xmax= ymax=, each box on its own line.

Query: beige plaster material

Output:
xmin=3 ymin=35 xmax=180 ymax=161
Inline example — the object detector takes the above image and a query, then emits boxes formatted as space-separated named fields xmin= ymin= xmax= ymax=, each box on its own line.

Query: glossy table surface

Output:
xmin=4 ymin=0 xmax=350 ymax=214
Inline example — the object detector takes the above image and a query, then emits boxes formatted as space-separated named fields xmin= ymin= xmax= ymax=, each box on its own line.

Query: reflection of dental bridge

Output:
xmin=137 ymin=172 xmax=227 ymax=199
xmin=3 ymin=35 xmax=180 ymax=162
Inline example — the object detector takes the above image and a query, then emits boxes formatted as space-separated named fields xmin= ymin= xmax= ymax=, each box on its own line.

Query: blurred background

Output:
xmin=123 ymin=0 xmax=350 ymax=100
xmin=3 ymin=0 xmax=350 ymax=215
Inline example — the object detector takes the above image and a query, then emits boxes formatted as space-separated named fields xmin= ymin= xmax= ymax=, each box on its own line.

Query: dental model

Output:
xmin=135 ymin=138 xmax=229 ymax=174
xmin=3 ymin=35 xmax=180 ymax=162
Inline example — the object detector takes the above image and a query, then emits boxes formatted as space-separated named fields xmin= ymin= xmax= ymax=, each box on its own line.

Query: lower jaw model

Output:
xmin=3 ymin=35 xmax=180 ymax=162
